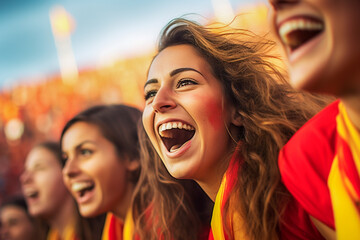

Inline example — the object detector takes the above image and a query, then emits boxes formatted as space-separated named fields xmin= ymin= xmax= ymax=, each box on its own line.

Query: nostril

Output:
xmin=62 ymin=164 xmax=80 ymax=179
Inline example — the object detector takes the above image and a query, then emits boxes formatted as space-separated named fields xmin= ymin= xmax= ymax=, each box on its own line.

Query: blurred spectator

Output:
xmin=0 ymin=195 xmax=43 ymax=240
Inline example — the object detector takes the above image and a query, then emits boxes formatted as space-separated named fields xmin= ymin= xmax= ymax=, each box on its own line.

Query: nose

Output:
xmin=62 ymin=156 xmax=81 ymax=179
xmin=152 ymin=87 xmax=176 ymax=113
xmin=268 ymin=0 xmax=298 ymax=10
xmin=20 ymin=170 xmax=32 ymax=185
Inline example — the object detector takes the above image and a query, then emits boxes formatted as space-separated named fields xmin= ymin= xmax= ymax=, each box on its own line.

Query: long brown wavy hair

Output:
xmin=133 ymin=18 xmax=330 ymax=240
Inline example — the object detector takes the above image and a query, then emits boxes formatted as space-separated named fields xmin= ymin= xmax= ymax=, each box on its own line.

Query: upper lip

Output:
xmin=22 ymin=187 xmax=38 ymax=197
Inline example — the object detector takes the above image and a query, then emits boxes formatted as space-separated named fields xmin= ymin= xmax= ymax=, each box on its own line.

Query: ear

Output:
xmin=230 ymin=107 xmax=242 ymax=127
xmin=125 ymin=158 xmax=140 ymax=172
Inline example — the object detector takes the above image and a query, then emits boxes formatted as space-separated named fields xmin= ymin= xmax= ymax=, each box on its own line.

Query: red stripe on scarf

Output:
xmin=222 ymin=152 xmax=241 ymax=239
xmin=337 ymin=135 xmax=360 ymax=214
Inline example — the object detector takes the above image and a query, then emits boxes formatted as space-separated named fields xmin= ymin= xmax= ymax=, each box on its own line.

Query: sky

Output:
xmin=0 ymin=0 xmax=266 ymax=90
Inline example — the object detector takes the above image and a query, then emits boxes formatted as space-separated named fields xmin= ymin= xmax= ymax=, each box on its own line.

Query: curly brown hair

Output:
xmin=133 ymin=17 xmax=330 ymax=240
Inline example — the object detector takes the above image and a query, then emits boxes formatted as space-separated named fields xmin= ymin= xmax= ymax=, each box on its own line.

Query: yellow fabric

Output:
xmin=101 ymin=210 xmax=134 ymax=240
xmin=211 ymin=174 xmax=227 ymax=240
xmin=210 ymin=173 xmax=247 ymax=240
xmin=123 ymin=209 xmax=134 ymax=240
xmin=101 ymin=213 xmax=113 ymax=240
xmin=328 ymin=102 xmax=360 ymax=239
xmin=47 ymin=225 xmax=76 ymax=240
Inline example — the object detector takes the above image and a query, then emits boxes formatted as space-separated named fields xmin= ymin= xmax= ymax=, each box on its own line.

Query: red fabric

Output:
xmin=337 ymin=135 xmax=360 ymax=214
xmin=279 ymin=100 xmax=340 ymax=230
xmin=103 ymin=213 xmax=123 ymax=240
xmin=208 ymin=230 xmax=214 ymax=240
xmin=208 ymin=152 xmax=240 ymax=240
xmin=280 ymin=197 xmax=325 ymax=239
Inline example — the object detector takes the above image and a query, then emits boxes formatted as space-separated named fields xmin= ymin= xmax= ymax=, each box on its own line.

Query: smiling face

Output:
xmin=62 ymin=122 xmax=135 ymax=218
xmin=143 ymin=44 xmax=236 ymax=185
xmin=20 ymin=147 xmax=70 ymax=219
xmin=0 ymin=205 xmax=36 ymax=240
xmin=269 ymin=0 xmax=360 ymax=95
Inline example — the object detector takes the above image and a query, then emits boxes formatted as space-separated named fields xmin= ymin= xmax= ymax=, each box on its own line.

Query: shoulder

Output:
xmin=278 ymin=100 xmax=340 ymax=229
xmin=279 ymin=100 xmax=339 ymax=179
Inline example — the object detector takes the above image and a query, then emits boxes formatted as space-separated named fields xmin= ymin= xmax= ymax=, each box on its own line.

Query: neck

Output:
xmin=112 ymin=182 xmax=135 ymax=220
xmin=47 ymin=196 xmax=76 ymax=238
xmin=196 ymin=151 xmax=233 ymax=202
xmin=341 ymin=94 xmax=360 ymax=131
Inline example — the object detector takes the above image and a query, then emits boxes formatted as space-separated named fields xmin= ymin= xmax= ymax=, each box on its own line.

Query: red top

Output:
xmin=279 ymin=100 xmax=340 ymax=230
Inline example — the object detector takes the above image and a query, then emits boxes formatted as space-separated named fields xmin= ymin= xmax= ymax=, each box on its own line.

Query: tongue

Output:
xmin=80 ymin=185 xmax=94 ymax=197
xmin=161 ymin=128 xmax=195 ymax=152
xmin=170 ymin=144 xmax=182 ymax=152
xmin=286 ymin=29 xmax=322 ymax=50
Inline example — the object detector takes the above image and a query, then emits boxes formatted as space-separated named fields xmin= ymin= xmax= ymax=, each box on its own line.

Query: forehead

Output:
xmin=62 ymin=122 xmax=103 ymax=149
xmin=25 ymin=146 xmax=59 ymax=167
xmin=148 ymin=44 xmax=212 ymax=78
xmin=0 ymin=205 xmax=27 ymax=218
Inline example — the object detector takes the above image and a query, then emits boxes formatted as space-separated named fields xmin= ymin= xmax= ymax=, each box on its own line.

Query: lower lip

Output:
xmin=76 ymin=187 xmax=95 ymax=205
xmin=165 ymin=140 xmax=192 ymax=158
xmin=288 ymin=32 xmax=324 ymax=64
xmin=26 ymin=196 xmax=40 ymax=205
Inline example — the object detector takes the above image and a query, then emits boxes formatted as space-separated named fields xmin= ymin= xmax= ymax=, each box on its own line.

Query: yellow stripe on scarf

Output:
xmin=211 ymin=174 xmax=227 ymax=240
xmin=328 ymin=101 xmax=360 ymax=239
xmin=123 ymin=209 xmax=134 ymax=240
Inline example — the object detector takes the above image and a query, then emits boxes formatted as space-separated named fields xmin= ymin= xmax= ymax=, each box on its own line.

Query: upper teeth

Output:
xmin=23 ymin=188 xmax=37 ymax=197
xmin=158 ymin=121 xmax=195 ymax=136
xmin=72 ymin=182 xmax=93 ymax=192
xmin=279 ymin=18 xmax=323 ymax=41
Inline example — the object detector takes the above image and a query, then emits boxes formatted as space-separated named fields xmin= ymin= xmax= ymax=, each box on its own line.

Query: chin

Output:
xmin=79 ymin=205 xmax=99 ymax=218
xmin=290 ymin=58 xmax=333 ymax=94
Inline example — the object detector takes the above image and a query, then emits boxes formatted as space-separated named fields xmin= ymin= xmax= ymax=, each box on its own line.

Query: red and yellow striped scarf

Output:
xmin=328 ymin=101 xmax=360 ymax=239
xmin=209 ymin=153 xmax=246 ymax=240
xmin=101 ymin=210 xmax=134 ymax=240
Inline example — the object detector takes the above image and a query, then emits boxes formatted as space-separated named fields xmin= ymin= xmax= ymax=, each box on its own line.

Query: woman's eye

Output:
xmin=80 ymin=149 xmax=93 ymax=156
xmin=144 ymin=90 xmax=157 ymax=100
xmin=176 ymin=79 xmax=198 ymax=88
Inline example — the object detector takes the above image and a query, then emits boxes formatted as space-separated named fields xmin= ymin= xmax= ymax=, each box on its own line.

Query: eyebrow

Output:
xmin=144 ymin=67 xmax=203 ymax=89
xmin=170 ymin=67 xmax=203 ymax=77
xmin=75 ymin=141 xmax=95 ymax=151
xmin=63 ymin=140 xmax=94 ymax=155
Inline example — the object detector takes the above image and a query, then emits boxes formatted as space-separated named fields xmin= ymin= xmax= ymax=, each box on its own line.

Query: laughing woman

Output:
xmin=268 ymin=0 xmax=360 ymax=239
xmin=133 ymin=18 xmax=329 ymax=240
xmin=60 ymin=104 xmax=142 ymax=240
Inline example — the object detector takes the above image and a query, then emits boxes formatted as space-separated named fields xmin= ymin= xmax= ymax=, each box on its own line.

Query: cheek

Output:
xmin=142 ymin=107 xmax=154 ymax=136
xmin=190 ymin=93 xmax=224 ymax=130
xmin=205 ymin=99 xmax=224 ymax=130
xmin=46 ymin=172 xmax=67 ymax=195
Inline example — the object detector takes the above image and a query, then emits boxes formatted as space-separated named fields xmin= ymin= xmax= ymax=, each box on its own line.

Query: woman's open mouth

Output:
xmin=23 ymin=188 xmax=39 ymax=201
xmin=279 ymin=16 xmax=324 ymax=52
xmin=158 ymin=121 xmax=195 ymax=153
xmin=71 ymin=181 xmax=95 ymax=204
